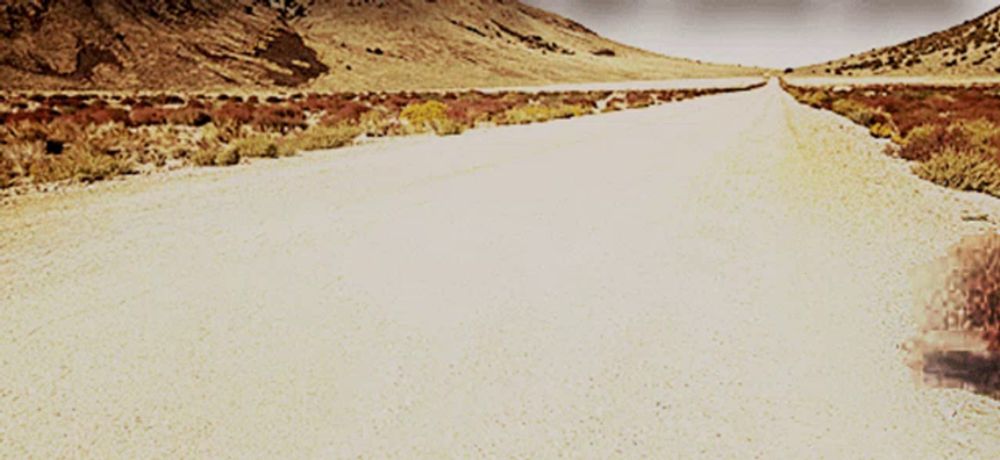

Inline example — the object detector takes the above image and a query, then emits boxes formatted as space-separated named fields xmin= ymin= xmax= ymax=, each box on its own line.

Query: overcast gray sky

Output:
xmin=524 ymin=1 xmax=1000 ymax=68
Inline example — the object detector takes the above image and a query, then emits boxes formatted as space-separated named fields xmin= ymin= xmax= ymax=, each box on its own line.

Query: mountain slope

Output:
xmin=798 ymin=6 xmax=1000 ymax=77
xmin=0 ymin=0 xmax=761 ymax=92
xmin=0 ymin=0 xmax=330 ymax=91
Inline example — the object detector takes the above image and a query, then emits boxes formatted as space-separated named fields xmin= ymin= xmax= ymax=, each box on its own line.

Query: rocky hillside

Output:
xmin=0 ymin=0 xmax=760 ymax=92
xmin=798 ymin=6 xmax=1000 ymax=77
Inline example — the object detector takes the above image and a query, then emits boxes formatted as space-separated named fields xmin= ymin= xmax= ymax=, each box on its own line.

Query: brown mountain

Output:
xmin=798 ymin=6 xmax=1000 ymax=77
xmin=0 ymin=0 xmax=760 ymax=92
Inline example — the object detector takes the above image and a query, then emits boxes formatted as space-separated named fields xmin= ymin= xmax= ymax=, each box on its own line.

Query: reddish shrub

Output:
xmin=4 ymin=108 xmax=59 ymax=125
xmin=625 ymin=91 xmax=655 ymax=108
xmin=66 ymin=106 xmax=129 ymax=126
xmin=251 ymin=105 xmax=306 ymax=132
xmin=149 ymin=94 xmax=185 ymax=106
xmin=321 ymin=101 xmax=370 ymax=126
xmin=213 ymin=102 xmax=255 ymax=125
xmin=930 ymin=234 xmax=1000 ymax=350
xmin=298 ymin=94 xmax=341 ymax=112
xmin=560 ymin=93 xmax=599 ymax=109
xmin=166 ymin=106 xmax=212 ymax=126
xmin=128 ymin=106 xmax=170 ymax=126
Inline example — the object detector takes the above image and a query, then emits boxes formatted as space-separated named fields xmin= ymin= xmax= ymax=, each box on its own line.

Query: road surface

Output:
xmin=2 ymin=81 xmax=998 ymax=458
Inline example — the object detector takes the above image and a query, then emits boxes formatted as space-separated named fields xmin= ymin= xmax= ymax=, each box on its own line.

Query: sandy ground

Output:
xmin=1 ymin=81 xmax=999 ymax=458
xmin=476 ymin=77 xmax=766 ymax=93
xmin=785 ymin=75 xmax=1000 ymax=87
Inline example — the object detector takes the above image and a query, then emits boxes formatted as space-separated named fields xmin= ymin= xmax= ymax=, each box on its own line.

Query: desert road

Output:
xmin=2 ymin=81 xmax=999 ymax=458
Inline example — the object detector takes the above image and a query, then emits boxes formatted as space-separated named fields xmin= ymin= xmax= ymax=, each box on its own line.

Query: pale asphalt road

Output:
xmin=2 ymin=81 xmax=998 ymax=458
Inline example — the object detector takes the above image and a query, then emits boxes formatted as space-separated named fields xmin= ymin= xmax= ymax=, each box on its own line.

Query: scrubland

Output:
xmin=785 ymin=83 xmax=1000 ymax=198
xmin=0 ymin=83 xmax=763 ymax=192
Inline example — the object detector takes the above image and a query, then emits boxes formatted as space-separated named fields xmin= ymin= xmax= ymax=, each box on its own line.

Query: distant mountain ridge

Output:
xmin=0 ymin=0 xmax=760 ymax=92
xmin=799 ymin=5 xmax=1000 ymax=77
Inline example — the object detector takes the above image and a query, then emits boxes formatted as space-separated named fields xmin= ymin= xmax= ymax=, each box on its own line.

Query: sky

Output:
xmin=523 ymin=1 xmax=1000 ymax=68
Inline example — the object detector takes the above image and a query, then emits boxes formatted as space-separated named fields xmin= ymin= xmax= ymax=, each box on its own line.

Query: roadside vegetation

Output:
xmin=916 ymin=233 xmax=1000 ymax=397
xmin=784 ymin=82 xmax=1000 ymax=197
xmin=0 ymin=83 xmax=764 ymax=191
xmin=787 ymin=82 xmax=1000 ymax=389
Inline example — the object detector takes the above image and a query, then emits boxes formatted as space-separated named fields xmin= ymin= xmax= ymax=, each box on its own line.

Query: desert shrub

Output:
xmin=213 ymin=102 xmax=256 ymax=126
xmin=923 ymin=234 xmax=1000 ymax=350
xmin=128 ymin=106 xmax=170 ymax=126
xmin=64 ymin=105 xmax=130 ymax=128
xmin=298 ymin=94 xmax=338 ymax=112
xmin=28 ymin=140 xmax=134 ymax=183
xmin=500 ymin=104 xmax=588 ymax=124
xmin=167 ymin=106 xmax=212 ymax=126
xmin=625 ymin=92 xmax=655 ymax=109
xmin=320 ymin=101 xmax=370 ymax=126
xmin=277 ymin=125 xmax=360 ymax=156
xmin=801 ymin=90 xmax=832 ymax=109
xmin=901 ymin=120 xmax=1000 ymax=162
xmin=900 ymin=124 xmax=945 ymax=161
xmin=0 ymin=151 xmax=15 ymax=188
xmin=214 ymin=148 xmax=240 ymax=166
xmin=431 ymin=117 xmax=466 ymax=136
xmin=0 ymin=141 xmax=40 ymax=188
xmin=191 ymin=147 xmax=239 ymax=167
xmin=5 ymin=108 xmax=59 ymax=125
xmin=400 ymin=100 xmax=448 ymax=131
xmin=400 ymin=100 xmax=470 ymax=135
xmin=869 ymin=121 xmax=898 ymax=140
xmin=560 ymin=93 xmax=599 ymax=109
xmin=912 ymin=149 xmax=1000 ymax=196
xmin=43 ymin=119 xmax=83 ymax=144
xmin=831 ymin=99 xmax=889 ymax=127
xmin=603 ymin=97 xmax=626 ymax=112
xmin=950 ymin=119 xmax=1000 ymax=156
xmin=446 ymin=96 xmax=512 ymax=125
xmin=252 ymin=105 xmax=306 ymax=132
xmin=229 ymin=135 xmax=278 ymax=159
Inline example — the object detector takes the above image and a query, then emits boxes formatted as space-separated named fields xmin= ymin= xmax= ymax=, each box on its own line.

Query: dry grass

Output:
xmin=499 ymin=104 xmax=590 ymax=125
xmin=278 ymin=125 xmax=361 ymax=156
xmin=191 ymin=147 xmax=239 ymax=167
xmin=913 ymin=149 xmax=1000 ymax=196
xmin=27 ymin=141 xmax=134 ymax=183
xmin=229 ymin=135 xmax=279 ymax=159
xmin=399 ymin=100 xmax=467 ymax=136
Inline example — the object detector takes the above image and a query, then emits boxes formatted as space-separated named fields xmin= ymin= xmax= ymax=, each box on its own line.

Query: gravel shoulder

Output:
xmin=1 ymin=82 xmax=998 ymax=458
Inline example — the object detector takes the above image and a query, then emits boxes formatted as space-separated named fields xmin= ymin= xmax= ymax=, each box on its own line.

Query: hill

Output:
xmin=798 ymin=6 xmax=1000 ymax=77
xmin=0 ymin=0 xmax=760 ymax=92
